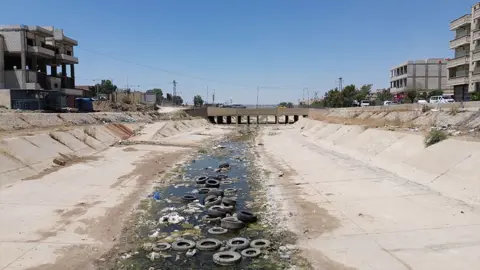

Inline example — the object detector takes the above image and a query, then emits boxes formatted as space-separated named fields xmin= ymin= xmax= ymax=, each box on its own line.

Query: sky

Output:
xmin=1 ymin=0 xmax=476 ymax=104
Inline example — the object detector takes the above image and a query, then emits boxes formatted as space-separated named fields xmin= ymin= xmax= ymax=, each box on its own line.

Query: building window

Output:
xmin=26 ymin=38 xmax=34 ymax=46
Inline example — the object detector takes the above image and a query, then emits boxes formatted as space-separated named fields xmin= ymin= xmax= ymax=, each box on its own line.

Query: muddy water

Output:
xmin=115 ymin=131 xmax=292 ymax=270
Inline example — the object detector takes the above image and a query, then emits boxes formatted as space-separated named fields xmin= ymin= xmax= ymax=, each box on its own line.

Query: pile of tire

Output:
xmin=212 ymin=237 xmax=271 ymax=266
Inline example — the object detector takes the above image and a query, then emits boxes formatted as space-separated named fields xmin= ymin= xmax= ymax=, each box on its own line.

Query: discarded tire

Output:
xmin=241 ymin=248 xmax=261 ymax=258
xmin=205 ymin=179 xmax=220 ymax=188
xmin=224 ymin=188 xmax=236 ymax=194
xmin=208 ymin=205 xmax=227 ymax=218
xmin=196 ymin=176 xmax=209 ymax=184
xmin=218 ymin=204 xmax=234 ymax=213
xmin=152 ymin=242 xmax=171 ymax=252
xmin=182 ymin=194 xmax=197 ymax=202
xmin=237 ymin=210 xmax=258 ymax=223
xmin=250 ymin=239 xmax=271 ymax=249
xmin=208 ymin=227 xmax=228 ymax=235
xmin=203 ymin=215 xmax=222 ymax=223
xmin=198 ymin=188 xmax=211 ymax=194
xmin=172 ymin=239 xmax=196 ymax=251
xmin=222 ymin=196 xmax=237 ymax=206
xmin=220 ymin=217 xmax=245 ymax=230
xmin=222 ymin=181 xmax=233 ymax=185
xmin=204 ymin=196 xmax=222 ymax=207
xmin=218 ymin=163 xmax=230 ymax=169
xmin=213 ymin=251 xmax=241 ymax=266
xmin=196 ymin=238 xmax=222 ymax=251
xmin=207 ymin=188 xmax=224 ymax=197
xmin=226 ymin=237 xmax=250 ymax=250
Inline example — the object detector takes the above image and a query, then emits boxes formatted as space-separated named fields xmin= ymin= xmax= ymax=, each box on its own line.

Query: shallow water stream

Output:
xmin=112 ymin=129 xmax=295 ymax=269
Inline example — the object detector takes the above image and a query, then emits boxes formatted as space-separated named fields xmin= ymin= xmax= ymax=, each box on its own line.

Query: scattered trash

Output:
xmin=278 ymin=172 xmax=284 ymax=177
xmin=146 ymin=251 xmax=160 ymax=261
xmin=158 ymin=212 xmax=185 ymax=224
xmin=53 ymin=158 xmax=66 ymax=166
xmin=186 ymin=248 xmax=197 ymax=257
xmin=149 ymin=191 xmax=161 ymax=200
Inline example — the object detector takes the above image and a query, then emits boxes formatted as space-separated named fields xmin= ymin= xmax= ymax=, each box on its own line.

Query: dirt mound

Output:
xmin=93 ymin=100 xmax=155 ymax=112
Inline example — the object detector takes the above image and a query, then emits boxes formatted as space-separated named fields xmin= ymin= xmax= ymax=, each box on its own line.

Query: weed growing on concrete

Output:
xmin=421 ymin=104 xmax=429 ymax=113
xmin=425 ymin=129 xmax=447 ymax=147
xmin=449 ymin=104 xmax=460 ymax=115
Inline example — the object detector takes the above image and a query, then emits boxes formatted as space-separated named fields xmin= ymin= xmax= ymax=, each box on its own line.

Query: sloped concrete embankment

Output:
xmin=294 ymin=118 xmax=480 ymax=206
xmin=0 ymin=112 xmax=157 ymax=132
xmin=0 ymin=119 xmax=212 ymax=188
xmin=309 ymin=107 xmax=480 ymax=129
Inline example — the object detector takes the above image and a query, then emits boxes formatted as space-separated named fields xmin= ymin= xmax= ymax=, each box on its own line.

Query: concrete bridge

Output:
xmin=185 ymin=107 xmax=309 ymax=124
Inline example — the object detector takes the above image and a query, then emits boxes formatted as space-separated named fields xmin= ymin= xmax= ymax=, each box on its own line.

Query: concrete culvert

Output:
xmin=213 ymin=251 xmax=241 ymax=266
xmin=221 ymin=217 xmax=245 ymax=230
xmin=208 ymin=206 xmax=227 ymax=218
xmin=205 ymin=179 xmax=220 ymax=188
xmin=152 ymin=242 xmax=171 ymax=252
xmin=196 ymin=238 xmax=222 ymax=251
xmin=250 ymin=239 xmax=271 ymax=249
xmin=182 ymin=194 xmax=197 ymax=202
xmin=237 ymin=210 xmax=258 ymax=223
xmin=208 ymin=227 xmax=228 ymax=235
xmin=226 ymin=237 xmax=250 ymax=250
xmin=241 ymin=248 xmax=261 ymax=258
xmin=172 ymin=239 xmax=196 ymax=251
xmin=195 ymin=176 xmax=209 ymax=184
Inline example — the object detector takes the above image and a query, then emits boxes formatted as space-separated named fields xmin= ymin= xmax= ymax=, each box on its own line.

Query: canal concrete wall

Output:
xmin=293 ymin=118 xmax=480 ymax=206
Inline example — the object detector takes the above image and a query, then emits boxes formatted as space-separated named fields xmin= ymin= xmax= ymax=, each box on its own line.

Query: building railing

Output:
xmin=450 ymin=14 xmax=472 ymax=30
xmin=447 ymin=55 xmax=469 ymax=68
xmin=450 ymin=35 xmax=471 ymax=49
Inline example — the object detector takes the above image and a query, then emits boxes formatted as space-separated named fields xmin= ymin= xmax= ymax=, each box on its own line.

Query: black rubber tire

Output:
xmin=222 ymin=181 xmax=233 ymax=185
xmin=207 ymin=188 xmax=224 ymax=197
xmin=237 ymin=210 xmax=258 ymax=223
xmin=250 ymin=239 xmax=271 ymax=249
xmin=196 ymin=176 xmax=209 ymax=184
xmin=208 ymin=227 xmax=228 ymax=235
xmin=226 ymin=237 xmax=250 ymax=250
xmin=213 ymin=251 xmax=241 ymax=266
xmin=218 ymin=204 xmax=234 ymax=213
xmin=220 ymin=217 xmax=245 ymax=230
xmin=204 ymin=196 xmax=222 ymax=207
xmin=152 ymin=242 xmax=171 ymax=252
xmin=208 ymin=206 xmax=227 ymax=218
xmin=198 ymin=188 xmax=211 ymax=194
xmin=196 ymin=238 xmax=222 ymax=251
xmin=241 ymin=248 xmax=261 ymax=258
xmin=205 ymin=179 xmax=220 ymax=188
xmin=218 ymin=163 xmax=230 ymax=169
xmin=222 ymin=196 xmax=237 ymax=206
xmin=182 ymin=194 xmax=197 ymax=202
xmin=172 ymin=239 xmax=196 ymax=251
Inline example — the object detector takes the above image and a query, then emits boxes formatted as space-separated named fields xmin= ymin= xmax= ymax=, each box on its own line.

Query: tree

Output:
xmin=341 ymin=84 xmax=357 ymax=107
xmin=148 ymin=88 xmax=163 ymax=104
xmin=376 ymin=89 xmax=392 ymax=102
xmin=354 ymin=84 xmax=372 ymax=102
xmin=278 ymin=102 xmax=294 ymax=108
xmin=193 ymin=95 xmax=204 ymax=107
xmin=166 ymin=93 xmax=172 ymax=101
xmin=94 ymin=80 xmax=117 ymax=95
xmin=324 ymin=88 xmax=343 ymax=108
xmin=427 ymin=89 xmax=444 ymax=98
xmin=173 ymin=95 xmax=183 ymax=105
xmin=406 ymin=89 xmax=417 ymax=103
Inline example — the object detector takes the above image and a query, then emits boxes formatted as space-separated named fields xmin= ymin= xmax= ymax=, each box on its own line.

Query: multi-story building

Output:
xmin=0 ymin=25 xmax=81 ymax=109
xmin=447 ymin=2 xmax=480 ymax=101
xmin=389 ymin=59 xmax=451 ymax=95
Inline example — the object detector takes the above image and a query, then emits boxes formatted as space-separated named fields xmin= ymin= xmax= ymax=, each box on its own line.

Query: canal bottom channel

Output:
xmin=111 ymin=130 xmax=295 ymax=270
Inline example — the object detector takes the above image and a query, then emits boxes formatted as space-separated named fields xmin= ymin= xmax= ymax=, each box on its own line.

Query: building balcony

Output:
xmin=447 ymin=55 xmax=470 ymax=68
xmin=61 ymin=77 xmax=75 ymax=89
xmin=473 ymin=29 xmax=480 ymax=41
xmin=390 ymin=87 xmax=407 ymax=94
xmin=448 ymin=72 xmax=469 ymax=86
xmin=450 ymin=14 xmax=472 ymax=31
xmin=56 ymin=54 xmax=79 ymax=64
xmin=472 ymin=71 xmax=480 ymax=82
xmin=450 ymin=35 xmax=471 ymax=49
xmin=27 ymin=45 xmax=55 ymax=58
xmin=472 ymin=50 xmax=480 ymax=62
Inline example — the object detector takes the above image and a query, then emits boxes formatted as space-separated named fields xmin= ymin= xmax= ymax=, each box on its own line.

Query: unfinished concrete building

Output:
xmin=0 ymin=25 xmax=82 ymax=109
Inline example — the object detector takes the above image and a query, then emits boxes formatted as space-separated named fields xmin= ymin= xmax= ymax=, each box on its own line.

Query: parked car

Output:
xmin=417 ymin=99 xmax=428 ymax=104
xmin=443 ymin=95 xmax=455 ymax=103
xmin=360 ymin=100 xmax=370 ymax=107
xmin=383 ymin=101 xmax=393 ymax=106
xmin=429 ymin=95 xmax=452 ymax=104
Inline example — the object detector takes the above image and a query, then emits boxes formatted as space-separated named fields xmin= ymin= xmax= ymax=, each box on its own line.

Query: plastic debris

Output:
xmin=159 ymin=212 xmax=185 ymax=224
xmin=186 ymin=249 xmax=197 ymax=257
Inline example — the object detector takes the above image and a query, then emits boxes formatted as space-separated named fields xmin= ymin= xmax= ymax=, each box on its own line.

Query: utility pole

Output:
xmin=338 ymin=77 xmax=343 ymax=91
xmin=172 ymin=80 xmax=177 ymax=107
xmin=206 ymin=86 xmax=209 ymax=105
xmin=212 ymin=89 xmax=215 ymax=104
xmin=256 ymin=86 xmax=259 ymax=108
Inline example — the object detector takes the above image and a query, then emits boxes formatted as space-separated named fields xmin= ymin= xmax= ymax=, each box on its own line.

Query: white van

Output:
xmin=429 ymin=96 xmax=448 ymax=104
xmin=360 ymin=100 xmax=370 ymax=107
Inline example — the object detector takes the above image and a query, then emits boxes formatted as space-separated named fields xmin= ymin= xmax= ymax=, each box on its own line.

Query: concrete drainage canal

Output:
xmin=98 ymin=128 xmax=308 ymax=269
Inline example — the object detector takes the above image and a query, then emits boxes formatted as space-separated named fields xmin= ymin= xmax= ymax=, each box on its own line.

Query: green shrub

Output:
xmin=425 ymin=129 xmax=447 ymax=147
